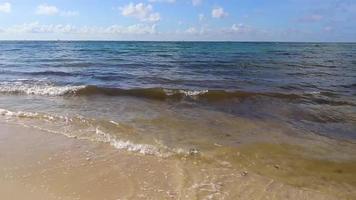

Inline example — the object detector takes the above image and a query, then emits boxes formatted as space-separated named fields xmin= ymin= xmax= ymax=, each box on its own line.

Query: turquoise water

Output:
xmin=0 ymin=41 xmax=355 ymax=155
xmin=0 ymin=41 xmax=355 ymax=92
xmin=0 ymin=41 xmax=356 ymax=139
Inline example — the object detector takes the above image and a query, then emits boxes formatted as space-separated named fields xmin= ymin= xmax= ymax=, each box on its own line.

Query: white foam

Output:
xmin=305 ymin=91 xmax=321 ymax=95
xmin=179 ymin=89 xmax=209 ymax=96
xmin=0 ymin=108 xmax=58 ymax=121
xmin=163 ymin=89 xmax=209 ymax=97
xmin=109 ymin=120 xmax=120 ymax=126
xmin=95 ymin=127 xmax=162 ymax=155
xmin=0 ymin=108 xmax=39 ymax=118
xmin=0 ymin=107 xmax=191 ymax=157
xmin=0 ymin=83 xmax=85 ymax=96
xmin=0 ymin=108 xmax=161 ymax=156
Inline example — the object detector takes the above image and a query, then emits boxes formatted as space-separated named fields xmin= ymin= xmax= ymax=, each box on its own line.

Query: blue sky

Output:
xmin=0 ymin=0 xmax=355 ymax=41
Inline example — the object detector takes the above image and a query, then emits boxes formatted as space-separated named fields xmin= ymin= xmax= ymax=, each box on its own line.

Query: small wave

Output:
xmin=66 ymin=86 xmax=210 ymax=100
xmin=111 ymin=88 xmax=354 ymax=106
xmin=27 ymin=71 xmax=74 ymax=76
xmin=0 ymin=84 xmax=85 ymax=96
xmin=0 ymin=108 xmax=36 ymax=117
xmin=340 ymin=83 xmax=356 ymax=89
xmin=0 ymin=84 xmax=354 ymax=106
xmin=0 ymin=108 xmax=196 ymax=157
xmin=71 ymin=86 xmax=300 ymax=101
xmin=0 ymin=108 xmax=167 ymax=156
xmin=0 ymin=70 xmax=74 ymax=77
xmin=94 ymin=127 xmax=163 ymax=155
xmin=0 ymin=109 xmax=87 ymax=127
xmin=179 ymin=89 xmax=209 ymax=96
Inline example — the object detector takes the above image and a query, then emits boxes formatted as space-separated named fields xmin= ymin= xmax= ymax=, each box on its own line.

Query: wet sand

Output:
xmin=1 ymin=122 xmax=352 ymax=200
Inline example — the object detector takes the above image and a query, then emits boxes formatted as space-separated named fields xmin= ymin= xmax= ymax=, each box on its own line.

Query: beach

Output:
xmin=0 ymin=41 xmax=355 ymax=199
xmin=1 ymin=121 xmax=354 ymax=200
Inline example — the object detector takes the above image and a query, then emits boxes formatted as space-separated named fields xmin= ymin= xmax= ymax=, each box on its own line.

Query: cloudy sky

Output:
xmin=0 ymin=0 xmax=355 ymax=41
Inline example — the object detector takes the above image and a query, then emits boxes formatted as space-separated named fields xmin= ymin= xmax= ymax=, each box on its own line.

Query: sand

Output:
xmin=0 ymin=121 xmax=349 ymax=200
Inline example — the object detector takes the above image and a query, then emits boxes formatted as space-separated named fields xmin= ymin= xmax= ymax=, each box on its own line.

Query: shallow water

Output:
xmin=0 ymin=41 xmax=355 ymax=198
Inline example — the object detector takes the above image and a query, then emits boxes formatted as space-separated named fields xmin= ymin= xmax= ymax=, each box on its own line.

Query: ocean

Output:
xmin=0 ymin=41 xmax=355 ymax=198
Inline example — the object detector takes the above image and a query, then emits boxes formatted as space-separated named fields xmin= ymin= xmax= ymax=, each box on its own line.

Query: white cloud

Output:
xmin=104 ymin=24 xmax=157 ymax=34
xmin=0 ymin=21 xmax=276 ymax=41
xmin=60 ymin=11 xmax=79 ymax=17
xmin=36 ymin=4 xmax=59 ymax=15
xmin=148 ymin=0 xmax=175 ymax=3
xmin=212 ymin=7 xmax=228 ymax=19
xmin=185 ymin=27 xmax=198 ymax=34
xmin=192 ymin=0 xmax=202 ymax=6
xmin=6 ymin=22 xmax=75 ymax=33
xmin=184 ymin=26 xmax=208 ymax=35
xmin=231 ymin=24 xmax=252 ymax=34
xmin=120 ymin=3 xmax=160 ymax=22
xmin=0 ymin=2 xmax=11 ymax=13
xmin=36 ymin=4 xmax=78 ymax=17
xmin=181 ymin=23 xmax=256 ymax=38
xmin=4 ymin=22 xmax=157 ymax=35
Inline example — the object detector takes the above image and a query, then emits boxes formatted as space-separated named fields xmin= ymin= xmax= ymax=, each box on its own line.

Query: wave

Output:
xmin=0 ymin=108 xmax=172 ymax=156
xmin=1 ymin=70 xmax=78 ymax=76
xmin=0 ymin=84 xmax=208 ymax=99
xmin=0 ymin=107 xmax=201 ymax=157
xmin=73 ymin=86 xmax=355 ymax=106
xmin=0 ymin=70 xmax=75 ymax=77
xmin=73 ymin=86 xmax=209 ymax=100
xmin=94 ymin=127 xmax=163 ymax=155
xmin=69 ymin=86 xmax=302 ymax=101
xmin=27 ymin=71 xmax=74 ymax=76
xmin=340 ymin=83 xmax=356 ymax=89
xmin=0 ymin=84 xmax=354 ymax=106
xmin=0 ymin=84 xmax=85 ymax=96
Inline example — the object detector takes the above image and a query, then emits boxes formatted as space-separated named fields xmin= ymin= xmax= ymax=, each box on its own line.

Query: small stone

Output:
xmin=214 ymin=143 xmax=222 ymax=147
xmin=274 ymin=164 xmax=280 ymax=169
xmin=189 ymin=148 xmax=199 ymax=155
xmin=241 ymin=171 xmax=248 ymax=176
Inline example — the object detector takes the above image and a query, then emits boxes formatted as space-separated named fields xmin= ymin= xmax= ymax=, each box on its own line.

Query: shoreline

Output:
xmin=0 ymin=121 xmax=349 ymax=200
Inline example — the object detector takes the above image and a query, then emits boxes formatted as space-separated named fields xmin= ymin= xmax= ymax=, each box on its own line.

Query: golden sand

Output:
xmin=1 ymin=121 xmax=354 ymax=199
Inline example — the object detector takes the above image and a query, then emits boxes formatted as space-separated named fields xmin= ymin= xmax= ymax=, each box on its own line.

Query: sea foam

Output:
xmin=0 ymin=107 xmax=170 ymax=157
xmin=0 ymin=83 xmax=85 ymax=96
xmin=179 ymin=89 xmax=209 ymax=96
xmin=95 ymin=127 xmax=162 ymax=155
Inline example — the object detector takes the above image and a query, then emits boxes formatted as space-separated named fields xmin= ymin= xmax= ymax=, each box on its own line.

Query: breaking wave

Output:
xmin=0 ymin=83 xmax=85 ymax=96
xmin=0 ymin=84 xmax=354 ymax=106
xmin=0 ymin=108 xmax=187 ymax=157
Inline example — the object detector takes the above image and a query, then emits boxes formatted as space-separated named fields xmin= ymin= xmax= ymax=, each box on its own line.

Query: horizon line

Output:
xmin=0 ymin=39 xmax=355 ymax=43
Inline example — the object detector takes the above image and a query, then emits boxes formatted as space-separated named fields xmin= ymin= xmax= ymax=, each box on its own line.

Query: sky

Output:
xmin=0 ymin=0 xmax=355 ymax=41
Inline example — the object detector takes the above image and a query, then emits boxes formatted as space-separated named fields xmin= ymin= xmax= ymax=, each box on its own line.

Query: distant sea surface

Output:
xmin=0 ymin=41 xmax=355 ymax=192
